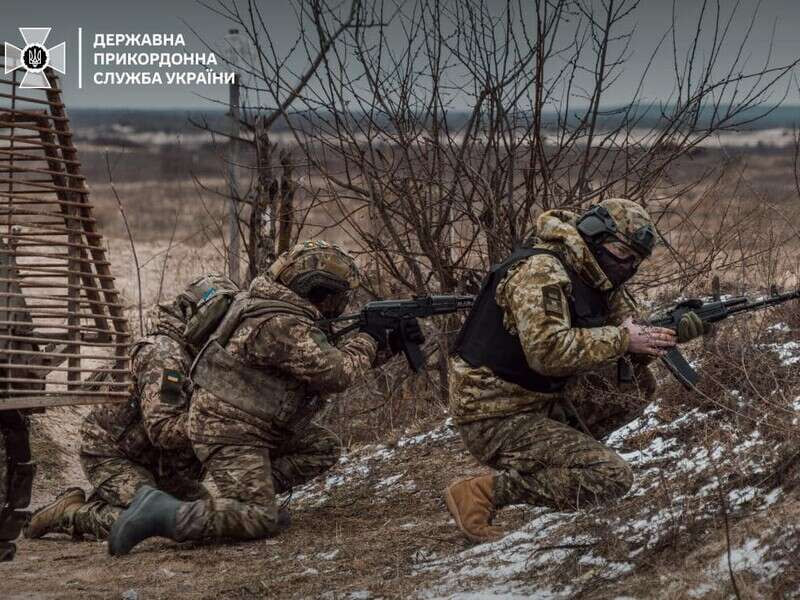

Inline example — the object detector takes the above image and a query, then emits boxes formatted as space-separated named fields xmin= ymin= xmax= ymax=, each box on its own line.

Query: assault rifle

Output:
xmin=319 ymin=295 xmax=475 ymax=372
xmin=636 ymin=290 xmax=800 ymax=389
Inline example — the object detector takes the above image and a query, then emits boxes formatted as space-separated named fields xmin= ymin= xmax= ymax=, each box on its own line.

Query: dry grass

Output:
xmin=7 ymin=142 xmax=800 ymax=598
xmin=83 ymin=142 xmax=800 ymax=448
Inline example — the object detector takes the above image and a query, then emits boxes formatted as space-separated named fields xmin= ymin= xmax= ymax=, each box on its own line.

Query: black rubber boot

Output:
xmin=108 ymin=486 xmax=183 ymax=556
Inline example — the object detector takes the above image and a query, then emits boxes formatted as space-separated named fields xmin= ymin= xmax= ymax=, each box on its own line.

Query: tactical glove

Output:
xmin=388 ymin=318 xmax=425 ymax=356
xmin=360 ymin=321 xmax=388 ymax=351
xmin=676 ymin=311 xmax=710 ymax=343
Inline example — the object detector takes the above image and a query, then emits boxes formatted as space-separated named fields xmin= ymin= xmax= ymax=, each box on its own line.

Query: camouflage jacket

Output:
xmin=450 ymin=209 xmax=646 ymax=424
xmin=81 ymin=312 xmax=198 ymax=473
xmin=189 ymin=275 xmax=377 ymax=446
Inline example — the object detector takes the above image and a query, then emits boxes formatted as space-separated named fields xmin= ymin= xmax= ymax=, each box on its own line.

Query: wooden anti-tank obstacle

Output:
xmin=0 ymin=49 xmax=130 ymax=410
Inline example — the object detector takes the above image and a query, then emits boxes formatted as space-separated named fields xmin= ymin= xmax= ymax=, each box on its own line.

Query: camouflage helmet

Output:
xmin=579 ymin=198 xmax=657 ymax=258
xmin=268 ymin=240 xmax=360 ymax=296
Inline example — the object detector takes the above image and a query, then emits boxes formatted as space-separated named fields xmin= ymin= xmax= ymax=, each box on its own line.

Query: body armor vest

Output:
xmin=454 ymin=248 xmax=613 ymax=393
xmin=190 ymin=291 xmax=319 ymax=428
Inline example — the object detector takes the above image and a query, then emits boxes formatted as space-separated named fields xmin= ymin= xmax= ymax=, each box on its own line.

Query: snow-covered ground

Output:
xmin=289 ymin=326 xmax=800 ymax=598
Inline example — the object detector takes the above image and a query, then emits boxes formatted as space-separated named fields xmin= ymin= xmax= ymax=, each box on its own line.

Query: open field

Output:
xmin=4 ymin=135 xmax=800 ymax=598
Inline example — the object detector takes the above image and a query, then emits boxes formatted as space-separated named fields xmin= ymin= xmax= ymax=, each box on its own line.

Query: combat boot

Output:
xmin=23 ymin=487 xmax=85 ymax=539
xmin=444 ymin=475 xmax=505 ymax=543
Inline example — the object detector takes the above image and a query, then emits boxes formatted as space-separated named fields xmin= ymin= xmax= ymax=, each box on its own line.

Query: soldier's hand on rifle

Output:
xmin=388 ymin=318 xmax=425 ymax=356
xmin=360 ymin=321 xmax=389 ymax=351
xmin=622 ymin=317 xmax=676 ymax=356
xmin=676 ymin=311 xmax=711 ymax=343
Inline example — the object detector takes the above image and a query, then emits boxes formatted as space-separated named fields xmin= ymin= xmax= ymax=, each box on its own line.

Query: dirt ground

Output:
xmin=4 ymin=143 xmax=800 ymax=599
xmin=2 ymin=416 xmax=518 ymax=600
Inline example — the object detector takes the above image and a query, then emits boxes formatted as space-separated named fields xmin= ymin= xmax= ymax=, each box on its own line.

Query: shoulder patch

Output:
xmin=541 ymin=284 xmax=565 ymax=318
xmin=160 ymin=369 xmax=185 ymax=405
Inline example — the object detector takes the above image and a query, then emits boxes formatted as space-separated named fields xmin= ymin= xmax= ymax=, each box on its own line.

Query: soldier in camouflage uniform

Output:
xmin=24 ymin=275 xmax=238 ymax=541
xmin=446 ymin=199 xmax=708 ymax=542
xmin=108 ymin=241 xmax=417 ymax=555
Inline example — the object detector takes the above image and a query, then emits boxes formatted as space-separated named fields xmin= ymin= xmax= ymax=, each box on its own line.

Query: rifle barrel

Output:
xmin=319 ymin=294 xmax=475 ymax=331
xmin=724 ymin=290 xmax=800 ymax=316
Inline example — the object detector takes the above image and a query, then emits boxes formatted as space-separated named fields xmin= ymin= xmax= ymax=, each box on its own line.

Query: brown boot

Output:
xmin=23 ymin=487 xmax=85 ymax=539
xmin=444 ymin=475 xmax=505 ymax=543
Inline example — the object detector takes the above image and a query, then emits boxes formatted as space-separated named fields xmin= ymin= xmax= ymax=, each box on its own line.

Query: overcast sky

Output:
xmin=2 ymin=0 xmax=799 ymax=110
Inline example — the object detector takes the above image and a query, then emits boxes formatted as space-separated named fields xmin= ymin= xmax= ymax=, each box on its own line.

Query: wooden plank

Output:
xmin=0 ymin=91 xmax=64 ymax=108
xmin=44 ymin=71 xmax=130 ymax=358
xmin=0 ymin=394 xmax=126 ymax=411
xmin=0 ymin=320 xmax=118 ymax=334
xmin=0 ymin=333 xmax=129 ymax=347
xmin=0 ymin=147 xmax=80 ymax=166
xmin=0 ymin=380 xmax=128 ymax=389
xmin=0 ymin=292 xmax=123 ymax=308
xmin=1 ymin=363 xmax=129 ymax=373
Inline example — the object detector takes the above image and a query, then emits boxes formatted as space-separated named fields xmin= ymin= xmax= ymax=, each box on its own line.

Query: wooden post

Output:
xmin=706 ymin=274 xmax=721 ymax=345
xmin=227 ymin=65 xmax=241 ymax=285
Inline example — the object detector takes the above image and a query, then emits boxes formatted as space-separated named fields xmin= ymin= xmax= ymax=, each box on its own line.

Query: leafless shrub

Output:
xmin=183 ymin=0 xmax=800 ymax=431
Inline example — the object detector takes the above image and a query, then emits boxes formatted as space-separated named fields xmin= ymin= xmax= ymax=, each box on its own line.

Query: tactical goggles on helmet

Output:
xmin=290 ymin=271 xmax=351 ymax=296
xmin=576 ymin=205 xmax=656 ymax=259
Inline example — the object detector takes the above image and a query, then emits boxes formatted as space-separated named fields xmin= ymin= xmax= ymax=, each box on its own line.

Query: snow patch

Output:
xmin=717 ymin=537 xmax=782 ymax=578
xmin=762 ymin=341 xmax=800 ymax=365
xmin=687 ymin=583 xmax=715 ymax=598
xmin=291 ymin=420 xmax=457 ymax=506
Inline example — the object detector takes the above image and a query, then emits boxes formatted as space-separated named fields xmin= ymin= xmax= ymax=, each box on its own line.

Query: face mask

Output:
xmin=314 ymin=290 xmax=351 ymax=319
xmin=592 ymin=245 xmax=638 ymax=288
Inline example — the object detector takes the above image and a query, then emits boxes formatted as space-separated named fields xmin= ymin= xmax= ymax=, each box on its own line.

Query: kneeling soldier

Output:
xmin=109 ymin=240 xmax=417 ymax=554
xmin=446 ymin=199 xmax=706 ymax=542
xmin=25 ymin=275 xmax=238 ymax=541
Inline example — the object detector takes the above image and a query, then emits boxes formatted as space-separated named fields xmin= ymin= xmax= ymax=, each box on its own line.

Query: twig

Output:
xmin=105 ymin=152 xmax=143 ymax=335
xmin=157 ymin=208 xmax=180 ymax=304
xmin=531 ymin=542 xmax=597 ymax=554
xmin=712 ymin=459 xmax=743 ymax=600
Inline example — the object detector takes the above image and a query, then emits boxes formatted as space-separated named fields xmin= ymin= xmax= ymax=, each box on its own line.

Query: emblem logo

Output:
xmin=4 ymin=28 xmax=66 ymax=89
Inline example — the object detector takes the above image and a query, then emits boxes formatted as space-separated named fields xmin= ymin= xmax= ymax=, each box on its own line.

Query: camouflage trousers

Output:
xmin=180 ymin=423 xmax=341 ymax=541
xmin=457 ymin=363 xmax=655 ymax=510
xmin=72 ymin=450 xmax=208 ymax=539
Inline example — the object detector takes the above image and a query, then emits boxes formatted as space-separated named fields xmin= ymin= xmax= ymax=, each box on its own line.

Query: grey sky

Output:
xmin=2 ymin=0 xmax=799 ymax=110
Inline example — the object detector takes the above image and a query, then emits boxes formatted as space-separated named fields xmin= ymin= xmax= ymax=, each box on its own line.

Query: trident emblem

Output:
xmin=26 ymin=47 xmax=44 ymax=69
